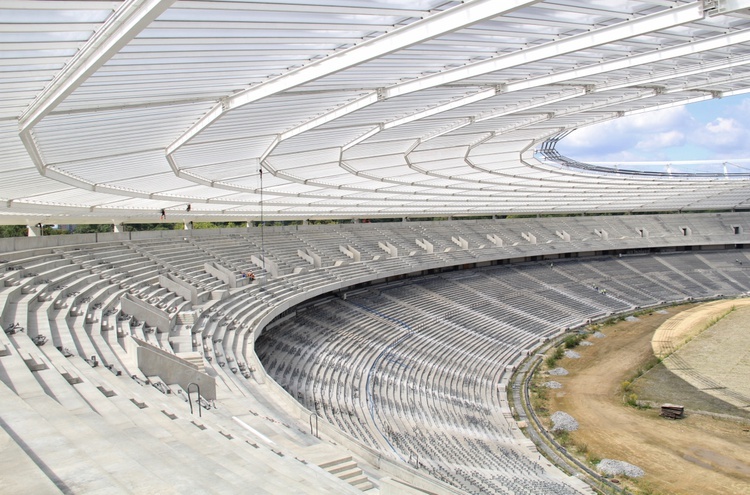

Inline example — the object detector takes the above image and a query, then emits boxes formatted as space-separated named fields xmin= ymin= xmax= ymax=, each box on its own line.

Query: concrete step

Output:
xmin=317 ymin=455 xmax=352 ymax=470
xmin=317 ymin=456 xmax=376 ymax=492
xmin=329 ymin=461 xmax=360 ymax=476
xmin=348 ymin=475 xmax=375 ymax=491
xmin=0 ymin=418 xmax=64 ymax=494
xmin=0 ymin=379 xmax=139 ymax=494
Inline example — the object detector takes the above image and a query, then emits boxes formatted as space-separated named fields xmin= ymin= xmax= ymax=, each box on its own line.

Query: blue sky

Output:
xmin=555 ymin=94 xmax=750 ymax=174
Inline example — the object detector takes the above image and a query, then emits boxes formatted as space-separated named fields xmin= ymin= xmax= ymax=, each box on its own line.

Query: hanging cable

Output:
xmin=259 ymin=166 xmax=265 ymax=291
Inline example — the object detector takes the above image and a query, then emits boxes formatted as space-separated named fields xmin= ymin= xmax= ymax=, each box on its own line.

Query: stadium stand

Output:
xmin=1 ymin=213 xmax=749 ymax=493
xmin=6 ymin=1 xmax=750 ymax=492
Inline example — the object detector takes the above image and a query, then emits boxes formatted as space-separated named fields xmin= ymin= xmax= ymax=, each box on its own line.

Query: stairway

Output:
xmin=318 ymin=456 xmax=376 ymax=492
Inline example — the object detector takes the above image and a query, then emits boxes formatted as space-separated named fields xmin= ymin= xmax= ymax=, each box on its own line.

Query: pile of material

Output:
xmin=660 ymin=403 xmax=685 ymax=419
xmin=598 ymin=459 xmax=645 ymax=478
xmin=550 ymin=411 xmax=578 ymax=432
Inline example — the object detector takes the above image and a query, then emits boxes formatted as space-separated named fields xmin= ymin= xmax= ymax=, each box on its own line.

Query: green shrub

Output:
xmin=554 ymin=346 xmax=564 ymax=359
xmin=546 ymin=346 xmax=565 ymax=368
xmin=564 ymin=334 xmax=585 ymax=348
xmin=554 ymin=430 xmax=570 ymax=446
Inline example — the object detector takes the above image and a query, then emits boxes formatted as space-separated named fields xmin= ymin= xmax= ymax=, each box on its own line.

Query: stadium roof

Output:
xmin=4 ymin=0 xmax=750 ymax=225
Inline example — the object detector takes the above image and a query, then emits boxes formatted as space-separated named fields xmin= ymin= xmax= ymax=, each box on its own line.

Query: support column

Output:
xmin=183 ymin=221 xmax=193 ymax=230
xmin=302 ymin=219 xmax=308 ymax=225
xmin=27 ymin=224 xmax=41 ymax=237
xmin=113 ymin=223 xmax=124 ymax=233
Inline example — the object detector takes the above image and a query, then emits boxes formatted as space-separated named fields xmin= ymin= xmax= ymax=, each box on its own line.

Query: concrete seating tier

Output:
xmin=257 ymin=249 xmax=750 ymax=495
xmin=3 ymin=213 xmax=750 ymax=494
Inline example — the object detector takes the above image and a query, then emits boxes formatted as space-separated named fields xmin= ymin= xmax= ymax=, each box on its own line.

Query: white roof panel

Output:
xmin=2 ymin=0 xmax=750 ymax=224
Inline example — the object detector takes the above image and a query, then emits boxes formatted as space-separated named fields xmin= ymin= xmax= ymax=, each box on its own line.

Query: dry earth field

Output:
xmin=537 ymin=302 xmax=750 ymax=495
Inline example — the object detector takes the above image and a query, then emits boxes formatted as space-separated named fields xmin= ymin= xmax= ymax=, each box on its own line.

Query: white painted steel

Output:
xmin=1 ymin=0 xmax=750 ymax=225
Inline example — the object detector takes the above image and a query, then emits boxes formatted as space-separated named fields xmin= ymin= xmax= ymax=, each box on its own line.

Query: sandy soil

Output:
xmin=663 ymin=303 xmax=750 ymax=407
xmin=541 ymin=305 xmax=750 ymax=495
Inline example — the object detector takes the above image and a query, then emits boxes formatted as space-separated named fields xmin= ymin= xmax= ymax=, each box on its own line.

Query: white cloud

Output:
xmin=557 ymin=106 xmax=693 ymax=161
xmin=694 ymin=117 xmax=747 ymax=149
xmin=635 ymin=130 xmax=685 ymax=151
xmin=550 ymin=95 xmax=750 ymax=171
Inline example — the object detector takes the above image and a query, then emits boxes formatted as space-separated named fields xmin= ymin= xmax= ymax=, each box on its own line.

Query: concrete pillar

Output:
xmin=302 ymin=219 xmax=308 ymax=225
xmin=402 ymin=217 xmax=408 ymax=222
xmin=246 ymin=221 xmax=251 ymax=228
xmin=27 ymin=224 xmax=41 ymax=237
xmin=113 ymin=223 xmax=124 ymax=233
xmin=183 ymin=221 xmax=193 ymax=230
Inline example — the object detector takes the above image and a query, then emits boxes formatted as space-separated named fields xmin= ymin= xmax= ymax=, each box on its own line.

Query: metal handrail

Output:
xmin=409 ymin=451 xmax=419 ymax=469
xmin=309 ymin=412 xmax=318 ymax=438
xmin=187 ymin=382 xmax=201 ymax=417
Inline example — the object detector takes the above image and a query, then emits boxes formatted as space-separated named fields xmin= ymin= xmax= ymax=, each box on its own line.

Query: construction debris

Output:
xmin=660 ymin=403 xmax=684 ymax=419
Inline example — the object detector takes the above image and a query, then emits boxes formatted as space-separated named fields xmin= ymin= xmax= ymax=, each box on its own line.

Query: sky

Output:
xmin=555 ymin=94 xmax=750 ymax=174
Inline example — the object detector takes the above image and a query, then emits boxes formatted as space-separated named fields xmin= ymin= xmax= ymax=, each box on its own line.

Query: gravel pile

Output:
xmin=597 ymin=459 xmax=645 ymax=478
xmin=579 ymin=341 xmax=593 ymax=346
xmin=564 ymin=350 xmax=580 ymax=359
xmin=593 ymin=331 xmax=606 ymax=338
xmin=550 ymin=411 xmax=578 ymax=432
xmin=548 ymin=367 xmax=569 ymax=376
xmin=543 ymin=381 xmax=562 ymax=389
xmin=625 ymin=316 xmax=640 ymax=322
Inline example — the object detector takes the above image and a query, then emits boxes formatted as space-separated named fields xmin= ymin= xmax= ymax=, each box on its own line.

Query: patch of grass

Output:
xmin=545 ymin=346 xmax=565 ymax=368
xmin=553 ymin=429 xmax=571 ymax=446
xmin=700 ymin=305 xmax=735 ymax=333
xmin=574 ymin=441 xmax=588 ymax=455
xmin=530 ymin=380 xmax=549 ymax=416
xmin=628 ymin=355 xmax=662 ymax=386
xmin=632 ymin=479 xmax=659 ymax=495
xmin=564 ymin=333 xmax=587 ymax=349
xmin=624 ymin=392 xmax=651 ymax=410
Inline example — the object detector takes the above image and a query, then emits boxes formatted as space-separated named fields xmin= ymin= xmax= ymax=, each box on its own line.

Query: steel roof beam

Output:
xmin=166 ymin=0 xmax=539 ymax=154
xmin=19 ymin=0 xmax=176 ymax=132
xmin=507 ymin=30 xmax=750 ymax=94
xmin=17 ymin=0 xmax=176 ymax=185
xmin=385 ymin=2 xmax=705 ymax=99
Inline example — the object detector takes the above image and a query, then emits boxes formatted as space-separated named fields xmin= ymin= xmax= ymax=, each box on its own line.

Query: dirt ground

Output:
xmin=540 ymin=305 xmax=750 ymax=495
xmin=660 ymin=303 xmax=750 ymax=408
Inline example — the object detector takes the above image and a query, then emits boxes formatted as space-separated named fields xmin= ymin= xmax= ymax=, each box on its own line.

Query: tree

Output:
xmin=73 ymin=224 xmax=113 ymax=234
xmin=0 ymin=225 xmax=27 ymax=238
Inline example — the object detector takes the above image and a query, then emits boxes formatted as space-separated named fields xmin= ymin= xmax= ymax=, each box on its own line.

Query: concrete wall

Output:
xmin=0 ymin=212 xmax=746 ymax=256
xmin=159 ymin=274 xmax=200 ymax=305
xmin=204 ymin=262 xmax=237 ymax=288
xmin=0 ymin=233 xmax=97 ymax=254
xmin=136 ymin=342 xmax=216 ymax=400
xmin=121 ymin=293 xmax=173 ymax=332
